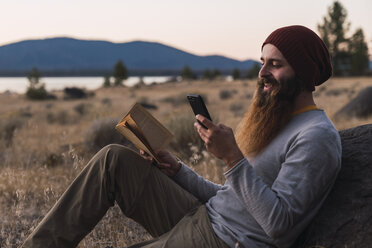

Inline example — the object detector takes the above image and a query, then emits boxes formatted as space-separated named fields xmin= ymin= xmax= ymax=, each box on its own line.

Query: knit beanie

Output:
xmin=262 ymin=25 xmax=332 ymax=91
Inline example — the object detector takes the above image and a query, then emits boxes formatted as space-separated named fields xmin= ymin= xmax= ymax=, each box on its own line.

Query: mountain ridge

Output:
xmin=0 ymin=37 xmax=257 ymax=75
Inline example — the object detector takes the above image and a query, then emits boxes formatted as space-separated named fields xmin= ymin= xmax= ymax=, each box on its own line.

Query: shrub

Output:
xmin=102 ymin=75 xmax=111 ymax=88
xmin=325 ymin=88 xmax=349 ymax=97
xmin=84 ymin=118 xmax=134 ymax=153
xmin=167 ymin=115 xmax=206 ymax=161
xmin=63 ymin=87 xmax=87 ymax=100
xmin=162 ymin=92 xmax=208 ymax=107
xmin=26 ymin=84 xmax=49 ymax=100
xmin=245 ymin=92 xmax=253 ymax=99
xmin=0 ymin=117 xmax=23 ymax=147
xmin=219 ymin=90 xmax=233 ymax=100
xmin=161 ymin=93 xmax=188 ymax=107
xmin=137 ymin=97 xmax=158 ymax=110
xmin=46 ymin=110 xmax=72 ymax=125
xmin=230 ymin=102 xmax=244 ymax=116
xmin=101 ymin=98 xmax=112 ymax=106
xmin=74 ymin=103 xmax=91 ymax=116
xmin=43 ymin=153 xmax=64 ymax=167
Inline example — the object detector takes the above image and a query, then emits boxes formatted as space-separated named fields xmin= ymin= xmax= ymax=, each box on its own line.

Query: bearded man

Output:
xmin=23 ymin=25 xmax=341 ymax=248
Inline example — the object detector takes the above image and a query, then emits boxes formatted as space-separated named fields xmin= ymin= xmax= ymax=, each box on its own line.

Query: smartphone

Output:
xmin=187 ymin=94 xmax=212 ymax=129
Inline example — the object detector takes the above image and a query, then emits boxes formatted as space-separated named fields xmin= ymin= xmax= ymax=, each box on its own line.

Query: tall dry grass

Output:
xmin=0 ymin=77 xmax=372 ymax=247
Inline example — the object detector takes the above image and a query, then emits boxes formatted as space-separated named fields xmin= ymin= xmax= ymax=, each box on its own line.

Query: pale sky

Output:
xmin=1 ymin=0 xmax=371 ymax=61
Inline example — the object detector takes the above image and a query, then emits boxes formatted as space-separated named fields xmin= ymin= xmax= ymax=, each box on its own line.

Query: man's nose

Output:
xmin=258 ymin=64 xmax=269 ymax=78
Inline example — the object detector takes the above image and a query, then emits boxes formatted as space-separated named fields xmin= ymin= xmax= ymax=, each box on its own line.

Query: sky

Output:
xmin=1 ymin=0 xmax=371 ymax=61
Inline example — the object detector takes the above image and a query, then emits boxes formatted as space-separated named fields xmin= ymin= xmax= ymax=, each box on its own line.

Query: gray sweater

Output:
xmin=172 ymin=110 xmax=341 ymax=248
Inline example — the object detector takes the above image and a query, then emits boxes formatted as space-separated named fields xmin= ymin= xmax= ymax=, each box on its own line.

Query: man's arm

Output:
xmin=141 ymin=149 xmax=222 ymax=203
xmin=194 ymin=115 xmax=341 ymax=239
xmin=172 ymin=161 xmax=223 ymax=203
xmin=225 ymin=126 xmax=341 ymax=239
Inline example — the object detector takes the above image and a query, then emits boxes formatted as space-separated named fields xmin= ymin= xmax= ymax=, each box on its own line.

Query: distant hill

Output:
xmin=0 ymin=37 xmax=258 ymax=76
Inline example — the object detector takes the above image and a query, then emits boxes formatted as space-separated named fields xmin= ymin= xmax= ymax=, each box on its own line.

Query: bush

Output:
xmin=230 ymin=102 xmax=244 ymax=116
xmin=137 ymin=97 xmax=158 ymax=110
xmin=26 ymin=85 xmax=49 ymax=100
xmin=63 ymin=87 xmax=87 ymax=100
xmin=73 ymin=103 xmax=91 ymax=116
xmin=84 ymin=118 xmax=135 ymax=153
xmin=219 ymin=90 xmax=234 ymax=100
xmin=161 ymin=93 xmax=188 ymax=107
xmin=167 ymin=115 xmax=206 ymax=161
xmin=46 ymin=110 xmax=72 ymax=125
xmin=101 ymin=98 xmax=112 ymax=106
xmin=0 ymin=117 xmax=23 ymax=147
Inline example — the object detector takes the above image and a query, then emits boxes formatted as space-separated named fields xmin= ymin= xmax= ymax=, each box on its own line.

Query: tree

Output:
xmin=113 ymin=60 xmax=128 ymax=86
xmin=27 ymin=67 xmax=41 ymax=86
xmin=26 ymin=67 xmax=48 ymax=100
xmin=102 ymin=75 xmax=111 ymax=87
xmin=232 ymin=68 xmax=240 ymax=80
xmin=246 ymin=63 xmax=261 ymax=79
xmin=212 ymin=69 xmax=221 ymax=79
xmin=349 ymin=28 xmax=369 ymax=75
xmin=202 ymin=69 xmax=212 ymax=80
xmin=181 ymin=66 xmax=194 ymax=80
xmin=318 ymin=1 xmax=351 ymax=76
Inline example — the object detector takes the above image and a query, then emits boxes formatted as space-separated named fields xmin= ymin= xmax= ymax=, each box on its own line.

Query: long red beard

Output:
xmin=236 ymin=76 xmax=301 ymax=157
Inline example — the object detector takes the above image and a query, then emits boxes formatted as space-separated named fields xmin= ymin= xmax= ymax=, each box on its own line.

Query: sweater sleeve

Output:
xmin=172 ymin=161 xmax=223 ymax=203
xmin=225 ymin=126 xmax=341 ymax=239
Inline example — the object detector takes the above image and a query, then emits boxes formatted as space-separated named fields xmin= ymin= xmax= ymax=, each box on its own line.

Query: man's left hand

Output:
xmin=194 ymin=115 xmax=244 ymax=169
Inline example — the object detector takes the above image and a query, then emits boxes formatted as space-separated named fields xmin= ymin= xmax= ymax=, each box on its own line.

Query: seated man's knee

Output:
xmin=98 ymin=144 xmax=145 ymax=171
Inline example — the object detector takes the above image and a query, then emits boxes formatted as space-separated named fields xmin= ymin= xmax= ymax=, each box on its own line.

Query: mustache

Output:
xmin=257 ymin=77 xmax=279 ymax=88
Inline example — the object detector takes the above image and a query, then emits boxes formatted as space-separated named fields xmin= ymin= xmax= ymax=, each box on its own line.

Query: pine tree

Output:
xmin=212 ymin=69 xmax=221 ymax=79
xmin=27 ymin=67 xmax=41 ymax=87
xmin=246 ymin=63 xmax=261 ymax=79
xmin=181 ymin=66 xmax=194 ymax=80
xmin=26 ymin=67 xmax=48 ymax=100
xmin=113 ymin=60 xmax=128 ymax=86
xmin=103 ymin=75 xmax=111 ymax=87
xmin=318 ymin=1 xmax=351 ymax=75
xmin=349 ymin=28 xmax=369 ymax=75
xmin=202 ymin=69 xmax=212 ymax=80
xmin=232 ymin=68 xmax=240 ymax=80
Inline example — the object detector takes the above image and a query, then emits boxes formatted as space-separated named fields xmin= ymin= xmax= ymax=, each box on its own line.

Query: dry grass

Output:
xmin=1 ymin=77 xmax=372 ymax=247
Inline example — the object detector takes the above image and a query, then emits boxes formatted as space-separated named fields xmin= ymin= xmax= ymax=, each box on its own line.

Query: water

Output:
xmin=0 ymin=76 xmax=174 ymax=93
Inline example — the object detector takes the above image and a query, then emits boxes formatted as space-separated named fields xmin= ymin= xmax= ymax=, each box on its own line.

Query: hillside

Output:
xmin=0 ymin=38 xmax=257 ymax=75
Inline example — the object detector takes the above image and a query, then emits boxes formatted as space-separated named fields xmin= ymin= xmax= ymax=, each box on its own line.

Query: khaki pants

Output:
xmin=22 ymin=144 xmax=229 ymax=248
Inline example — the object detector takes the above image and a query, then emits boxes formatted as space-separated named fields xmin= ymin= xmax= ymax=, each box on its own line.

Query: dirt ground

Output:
xmin=1 ymin=77 xmax=372 ymax=247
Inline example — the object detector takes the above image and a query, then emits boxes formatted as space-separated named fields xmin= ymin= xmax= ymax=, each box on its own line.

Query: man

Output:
xmin=23 ymin=25 xmax=341 ymax=248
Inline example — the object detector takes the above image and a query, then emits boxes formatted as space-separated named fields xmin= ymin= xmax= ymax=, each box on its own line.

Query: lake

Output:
xmin=0 ymin=76 xmax=174 ymax=93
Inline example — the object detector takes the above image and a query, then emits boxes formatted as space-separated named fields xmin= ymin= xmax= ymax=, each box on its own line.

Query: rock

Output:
xmin=294 ymin=124 xmax=372 ymax=248
xmin=334 ymin=87 xmax=372 ymax=119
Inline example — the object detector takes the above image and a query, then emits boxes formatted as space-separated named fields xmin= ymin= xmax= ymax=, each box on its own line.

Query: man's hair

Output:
xmin=236 ymin=76 xmax=304 ymax=157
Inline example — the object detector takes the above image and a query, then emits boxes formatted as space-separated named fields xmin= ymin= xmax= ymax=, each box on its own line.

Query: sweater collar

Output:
xmin=291 ymin=105 xmax=320 ymax=116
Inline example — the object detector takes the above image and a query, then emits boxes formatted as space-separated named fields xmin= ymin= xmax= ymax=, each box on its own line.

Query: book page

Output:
xmin=129 ymin=103 xmax=173 ymax=150
xmin=115 ymin=103 xmax=173 ymax=163
xmin=115 ymin=119 xmax=158 ymax=162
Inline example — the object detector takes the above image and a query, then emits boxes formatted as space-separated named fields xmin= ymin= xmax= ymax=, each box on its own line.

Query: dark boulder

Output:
xmin=295 ymin=124 xmax=372 ymax=248
xmin=334 ymin=87 xmax=372 ymax=120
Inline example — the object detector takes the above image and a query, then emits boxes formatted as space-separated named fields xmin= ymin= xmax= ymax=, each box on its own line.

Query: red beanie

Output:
xmin=262 ymin=25 xmax=332 ymax=91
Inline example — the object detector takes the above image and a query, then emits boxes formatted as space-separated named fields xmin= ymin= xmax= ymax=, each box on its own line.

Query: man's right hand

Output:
xmin=139 ymin=149 xmax=181 ymax=177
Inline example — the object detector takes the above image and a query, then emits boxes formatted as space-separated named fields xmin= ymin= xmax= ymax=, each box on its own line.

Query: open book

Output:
xmin=115 ymin=103 xmax=173 ymax=163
